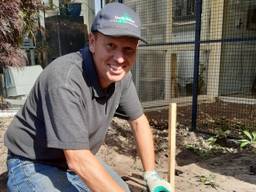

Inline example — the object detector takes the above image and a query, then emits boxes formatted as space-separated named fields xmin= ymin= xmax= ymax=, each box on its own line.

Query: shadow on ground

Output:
xmin=123 ymin=173 xmax=148 ymax=192
xmin=176 ymin=148 xmax=256 ymax=186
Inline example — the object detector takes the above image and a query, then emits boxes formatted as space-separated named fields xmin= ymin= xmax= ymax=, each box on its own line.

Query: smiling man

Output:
xmin=4 ymin=2 xmax=172 ymax=192
xmin=89 ymin=32 xmax=138 ymax=88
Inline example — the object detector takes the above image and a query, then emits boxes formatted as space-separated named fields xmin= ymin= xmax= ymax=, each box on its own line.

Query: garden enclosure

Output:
xmin=122 ymin=0 xmax=256 ymax=135
xmin=5 ymin=0 xmax=256 ymax=135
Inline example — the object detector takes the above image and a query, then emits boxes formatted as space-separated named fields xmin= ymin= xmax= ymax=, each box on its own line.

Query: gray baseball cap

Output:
xmin=91 ymin=2 xmax=147 ymax=43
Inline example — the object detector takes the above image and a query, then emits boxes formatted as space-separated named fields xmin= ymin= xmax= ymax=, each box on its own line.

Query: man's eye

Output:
xmin=124 ymin=49 xmax=135 ymax=55
xmin=106 ymin=43 xmax=114 ymax=49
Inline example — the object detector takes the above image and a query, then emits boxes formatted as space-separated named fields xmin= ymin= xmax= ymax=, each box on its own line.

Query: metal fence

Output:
xmin=121 ymin=0 xmax=256 ymax=134
xmin=41 ymin=0 xmax=256 ymax=135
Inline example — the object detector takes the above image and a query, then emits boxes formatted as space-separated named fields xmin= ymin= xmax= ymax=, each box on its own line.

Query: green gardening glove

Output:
xmin=144 ymin=170 xmax=172 ymax=192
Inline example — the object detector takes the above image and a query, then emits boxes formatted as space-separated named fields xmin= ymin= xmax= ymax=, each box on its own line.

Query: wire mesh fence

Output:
xmin=121 ymin=0 xmax=256 ymax=134
xmin=24 ymin=0 xmax=256 ymax=135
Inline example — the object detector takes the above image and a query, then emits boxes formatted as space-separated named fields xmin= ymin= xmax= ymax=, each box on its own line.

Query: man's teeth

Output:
xmin=109 ymin=65 xmax=121 ymax=70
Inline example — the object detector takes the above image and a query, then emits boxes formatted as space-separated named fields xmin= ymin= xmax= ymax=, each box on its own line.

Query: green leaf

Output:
xmin=207 ymin=137 xmax=217 ymax=145
xmin=240 ymin=141 xmax=250 ymax=148
xmin=251 ymin=132 xmax=256 ymax=141
xmin=243 ymin=130 xmax=252 ymax=141
xmin=239 ymin=139 xmax=249 ymax=142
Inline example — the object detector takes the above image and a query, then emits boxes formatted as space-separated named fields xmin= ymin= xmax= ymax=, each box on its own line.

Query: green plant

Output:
xmin=206 ymin=136 xmax=217 ymax=145
xmin=186 ymin=144 xmax=212 ymax=159
xmin=239 ymin=130 xmax=256 ymax=148
xmin=206 ymin=129 xmax=231 ymax=146
xmin=196 ymin=175 xmax=218 ymax=189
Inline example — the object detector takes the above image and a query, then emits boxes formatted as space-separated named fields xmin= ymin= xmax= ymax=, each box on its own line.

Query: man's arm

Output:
xmin=129 ymin=114 xmax=173 ymax=192
xmin=64 ymin=149 xmax=124 ymax=192
xmin=129 ymin=114 xmax=155 ymax=171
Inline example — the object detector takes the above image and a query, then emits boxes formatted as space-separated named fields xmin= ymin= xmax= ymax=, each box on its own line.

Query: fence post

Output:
xmin=168 ymin=103 xmax=176 ymax=191
xmin=191 ymin=0 xmax=202 ymax=131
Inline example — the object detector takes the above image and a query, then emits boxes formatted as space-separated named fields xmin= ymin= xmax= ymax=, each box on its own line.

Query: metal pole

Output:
xmin=191 ymin=0 xmax=202 ymax=131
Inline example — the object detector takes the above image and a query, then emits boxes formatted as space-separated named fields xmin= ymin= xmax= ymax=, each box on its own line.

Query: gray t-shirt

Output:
xmin=4 ymin=47 xmax=143 ymax=169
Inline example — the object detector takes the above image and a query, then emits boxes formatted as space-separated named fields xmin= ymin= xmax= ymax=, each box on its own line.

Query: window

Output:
xmin=173 ymin=0 xmax=195 ymax=22
xmin=247 ymin=6 xmax=256 ymax=30
xmin=105 ymin=0 xmax=122 ymax=3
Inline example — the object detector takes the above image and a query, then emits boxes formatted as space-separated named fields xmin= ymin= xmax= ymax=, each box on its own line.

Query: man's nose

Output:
xmin=113 ymin=51 xmax=125 ymax=64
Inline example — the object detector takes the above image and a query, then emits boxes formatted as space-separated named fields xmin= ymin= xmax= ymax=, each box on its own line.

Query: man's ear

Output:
xmin=88 ymin=33 xmax=96 ymax=53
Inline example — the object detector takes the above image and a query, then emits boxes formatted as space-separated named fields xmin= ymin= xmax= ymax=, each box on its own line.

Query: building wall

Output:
xmin=219 ymin=0 xmax=256 ymax=96
xmin=124 ymin=0 xmax=212 ymax=105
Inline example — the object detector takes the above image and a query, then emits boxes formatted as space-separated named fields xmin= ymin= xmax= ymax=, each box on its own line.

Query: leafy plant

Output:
xmin=239 ymin=130 xmax=256 ymax=148
xmin=0 ymin=0 xmax=42 ymax=67
xmin=196 ymin=175 xmax=218 ymax=189
xmin=186 ymin=144 xmax=213 ymax=159
xmin=206 ymin=129 xmax=231 ymax=146
xmin=206 ymin=136 xmax=217 ymax=146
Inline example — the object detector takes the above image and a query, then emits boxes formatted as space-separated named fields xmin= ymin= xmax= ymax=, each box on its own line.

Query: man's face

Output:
xmin=89 ymin=32 xmax=138 ymax=89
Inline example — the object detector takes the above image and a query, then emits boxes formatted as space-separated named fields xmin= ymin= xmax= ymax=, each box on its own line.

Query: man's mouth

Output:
xmin=107 ymin=64 xmax=126 ymax=74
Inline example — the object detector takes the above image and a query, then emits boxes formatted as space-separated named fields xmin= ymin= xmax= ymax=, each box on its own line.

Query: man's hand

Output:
xmin=144 ymin=170 xmax=172 ymax=192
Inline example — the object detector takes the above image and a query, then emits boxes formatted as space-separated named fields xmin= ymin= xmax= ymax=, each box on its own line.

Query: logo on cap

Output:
xmin=114 ymin=13 xmax=138 ymax=28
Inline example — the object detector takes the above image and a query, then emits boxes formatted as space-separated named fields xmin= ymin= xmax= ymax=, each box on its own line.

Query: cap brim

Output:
xmin=97 ymin=28 xmax=148 ymax=44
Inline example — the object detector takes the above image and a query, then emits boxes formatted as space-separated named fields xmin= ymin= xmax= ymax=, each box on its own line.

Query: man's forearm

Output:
xmin=130 ymin=114 xmax=155 ymax=171
xmin=131 ymin=115 xmax=173 ymax=192
xmin=64 ymin=149 xmax=124 ymax=192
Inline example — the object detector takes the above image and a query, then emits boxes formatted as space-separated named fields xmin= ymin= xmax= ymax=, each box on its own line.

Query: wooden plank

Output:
xmin=168 ymin=103 xmax=177 ymax=191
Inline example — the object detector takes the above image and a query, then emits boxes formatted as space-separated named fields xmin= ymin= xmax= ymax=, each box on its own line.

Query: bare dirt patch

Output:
xmin=101 ymin=100 xmax=256 ymax=191
xmin=101 ymin=115 xmax=256 ymax=192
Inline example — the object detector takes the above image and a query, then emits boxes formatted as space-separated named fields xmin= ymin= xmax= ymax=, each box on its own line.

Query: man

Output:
xmin=4 ymin=2 xmax=172 ymax=192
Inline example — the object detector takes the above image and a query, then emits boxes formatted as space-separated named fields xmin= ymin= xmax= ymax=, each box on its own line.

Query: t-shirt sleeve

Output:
xmin=117 ymin=72 xmax=144 ymax=120
xmin=42 ymin=85 xmax=90 ymax=150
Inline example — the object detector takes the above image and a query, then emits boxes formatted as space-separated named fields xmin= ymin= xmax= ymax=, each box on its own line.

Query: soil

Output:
xmin=102 ymin=117 xmax=256 ymax=192
xmin=0 ymin=101 xmax=256 ymax=192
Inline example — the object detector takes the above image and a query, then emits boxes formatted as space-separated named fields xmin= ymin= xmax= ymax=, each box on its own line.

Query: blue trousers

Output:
xmin=6 ymin=154 xmax=130 ymax=192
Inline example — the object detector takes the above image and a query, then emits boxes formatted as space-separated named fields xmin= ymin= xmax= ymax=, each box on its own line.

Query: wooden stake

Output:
xmin=168 ymin=103 xmax=177 ymax=191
